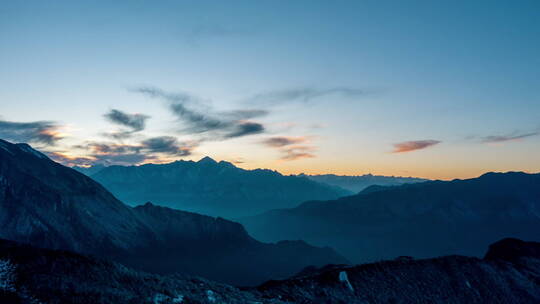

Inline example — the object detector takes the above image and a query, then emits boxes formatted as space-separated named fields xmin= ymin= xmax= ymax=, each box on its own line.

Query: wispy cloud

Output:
xmin=104 ymin=109 xmax=149 ymax=132
xmin=247 ymin=86 xmax=368 ymax=106
xmin=261 ymin=136 xmax=308 ymax=147
xmin=481 ymin=132 xmax=538 ymax=143
xmin=91 ymin=153 xmax=153 ymax=166
xmin=0 ymin=120 xmax=63 ymax=145
xmin=224 ymin=121 xmax=264 ymax=138
xmin=66 ymin=136 xmax=198 ymax=166
xmin=141 ymin=136 xmax=197 ymax=156
xmin=103 ymin=109 xmax=150 ymax=139
xmin=133 ymin=86 xmax=267 ymax=140
xmin=261 ymin=136 xmax=315 ymax=161
xmin=47 ymin=152 xmax=95 ymax=167
xmin=392 ymin=140 xmax=440 ymax=153
xmin=280 ymin=145 xmax=316 ymax=161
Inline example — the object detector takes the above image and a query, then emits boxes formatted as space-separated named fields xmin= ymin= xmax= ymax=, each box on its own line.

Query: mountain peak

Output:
xmin=198 ymin=156 xmax=217 ymax=164
xmin=0 ymin=139 xmax=49 ymax=160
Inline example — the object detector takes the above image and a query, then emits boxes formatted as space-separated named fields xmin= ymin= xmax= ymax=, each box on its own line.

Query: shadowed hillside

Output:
xmin=240 ymin=172 xmax=540 ymax=263
xmin=2 ymin=238 xmax=540 ymax=303
xmin=0 ymin=139 xmax=347 ymax=286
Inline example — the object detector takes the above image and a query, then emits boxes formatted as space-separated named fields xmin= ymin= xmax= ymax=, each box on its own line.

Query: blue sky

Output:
xmin=1 ymin=0 xmax=539 ymax=179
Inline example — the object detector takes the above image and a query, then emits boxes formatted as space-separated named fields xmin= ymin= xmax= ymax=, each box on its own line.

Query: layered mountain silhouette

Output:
xmin=0 ymin=139 xmax=347 ymax=286
xmin=240 ymin=172 xmax=540 ymax=263
xmin=88 ymin=157 xmax=350 ymax=218
xmin=304 ymin=173 xmax=428 ymax=193
xmin=72 ymin=164 xmax=106 ymax=176
xmin=2 ymin=237 xmax=540 ymax=303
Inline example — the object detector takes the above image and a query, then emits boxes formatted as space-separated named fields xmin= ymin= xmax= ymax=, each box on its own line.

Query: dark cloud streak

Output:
xmin=260 ymin=136 xmax=315 ymax=161
xmin=481 ymin=132 xmax=538 ymax=143
xmin=280 ymin=146 xmax=316 ymax=161
xmin=392 ymin=140 xmax=440 ymax=153
xmin=248 ymin=87 xmax=368 ymax=106
xmin=0 ymin=120 xmax=62 ymax=145
xmin=262 ymin=136 xmax=308 ymax=147
xmin=133 ymin=86 xmax=267 ymax=140
xmin=141 ymin=136 xmax=196 ymax=156
xmin=103 ymin=109 xmax=150 ymax=139
xmin=225 ymin=122 xmax=264 ymax=138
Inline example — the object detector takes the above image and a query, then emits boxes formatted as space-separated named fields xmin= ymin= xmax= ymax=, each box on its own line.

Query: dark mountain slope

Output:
xmin=2 ymin=237 xmax=540 ymax=303
xmin=90 ymin=157 xmax=350 ymax=218
xmin=240 ymin=172 xmax=540 ymax=263
xmin=254 ymin=238 xmax=540 ymax=303
xmin=0 ymin=140 xmax=149 ymax=255
xmin=127 ymin=202 xmax=348 ymax=285
xmin=0 ymin=238 xmax=276 ymax=304
xmin=0 ymin=139 xmax=347 ymax=286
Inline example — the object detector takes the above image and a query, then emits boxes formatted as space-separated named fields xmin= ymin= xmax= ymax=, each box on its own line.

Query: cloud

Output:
xmin=262 ymin=136 xmax=308 ymax=147
xmin=392 ymin=140 xmax=440 ymax=153
xmin=169 ymin=102 xmax=231 ymax=133
xmin=102 ymin=130 xmax=138 ymax=140
xmin=225 ymin=122 xmax=265 ymax=138
xmin=280 ymin=146 xmax=316 ymax=161
xmin=91 ymin=153 xmax=153 ymax=166
xmin=0 ymin=120 xmax=63 ymax=145
xmin=66 ymin=136 xmax=198 ymax=166
xmin=104 ymin=109 xmax=149 ymax=132
xmin=141 ymin=136 xmax=197 ymax=156
xmin=83 ymin=143 xmax=142 ymax=155
xmin=133 ymin=86 xmax=267 ymax=140
xmin=247 ymin=87 xmax=367 ymax=106
xmin=47 ymin=152 xmax=95 ymax=167
xmin=481 ymin=132 xmax=538 ymax=143
xmin=260 ymin=136 xmax=316 ymax=161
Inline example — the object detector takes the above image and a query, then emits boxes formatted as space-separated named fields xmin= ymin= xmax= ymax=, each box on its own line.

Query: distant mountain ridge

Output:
xmin=0 ymin=139 xmax=347 ymax=286
xmin=72 ymin=164 xmax=106 ymax=176
xmin=303 ymin=173 xmax=428 ymax=193
xmin=240 ymin=171 xmax=540 ymax=263
xmin=89 ymin=157 xmax=350 ymax=218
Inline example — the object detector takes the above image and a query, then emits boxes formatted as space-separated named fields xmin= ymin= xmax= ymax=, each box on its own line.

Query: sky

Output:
xmin=1 ymin=0 xmax=539 ymax=180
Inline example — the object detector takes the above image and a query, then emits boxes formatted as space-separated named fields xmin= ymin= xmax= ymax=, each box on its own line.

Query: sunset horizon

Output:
xmin=2 ymin=2 xmax=540 ymax=302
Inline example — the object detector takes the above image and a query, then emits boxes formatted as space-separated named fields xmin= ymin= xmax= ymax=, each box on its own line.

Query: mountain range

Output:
xmin=3 ymin=138 xmax=540 ymax=301
xmin=86 ymin=157 xmax=350 ymax=218
xmin=239 ymin=172 xmax=540 ymax=263
xmin=2 ymin=237 xmax=540 ymax=303
xmin=0 ymin=139 xmax=347 ymax=286
xmin=304 ymin=173 xmax=428 ymax=193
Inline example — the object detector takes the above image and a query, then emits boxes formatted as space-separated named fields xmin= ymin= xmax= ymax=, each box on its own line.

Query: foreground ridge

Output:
xmin=1 ymin=238 xmax=540 ymax=303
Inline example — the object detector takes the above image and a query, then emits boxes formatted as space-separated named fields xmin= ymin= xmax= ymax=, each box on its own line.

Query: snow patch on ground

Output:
xmin=152 ymin=293 xmax=184 ymax=304
xmin=172 ymin=294 xmax=184 ymax=303
xmin=338 ymin=271 xmax=354 ymax=292
xmin=207 ymin=290 xmax=216 ymax=303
